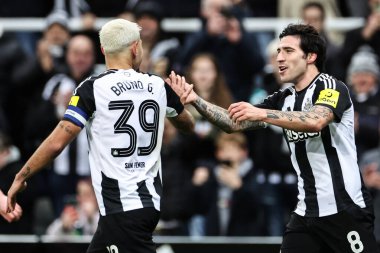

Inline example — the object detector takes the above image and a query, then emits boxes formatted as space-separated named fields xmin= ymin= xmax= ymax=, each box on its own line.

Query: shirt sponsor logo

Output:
xmin=69 ymin=96 xmax=80 ymax=106
xmin=316 ymin=89 xmax=339 ymax=108
xmin=285 ymin=129 xmax=320 ymax=143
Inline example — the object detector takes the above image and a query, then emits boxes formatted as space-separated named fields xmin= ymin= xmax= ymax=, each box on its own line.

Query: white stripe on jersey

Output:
xmin=304 ymin=84 xmax=337 ymax=215
xmin=330 ymin=107 xmax=366 ymax=208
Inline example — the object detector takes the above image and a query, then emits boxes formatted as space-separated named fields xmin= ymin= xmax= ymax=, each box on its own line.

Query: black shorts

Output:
xmin=87 ymin=207 xmax=160 ymax=253
xmin=281 ymin=205 xmax=379 ymax=253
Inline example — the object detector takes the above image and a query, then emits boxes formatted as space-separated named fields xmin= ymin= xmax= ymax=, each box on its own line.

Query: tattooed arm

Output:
xmin=229 ymin=102 xmax=334 ymax=133
xmin=165 ymin=71 xmax=266 ymax=133
xmin=192 ymin=97 xmax=267 ymax=133
xmin=264 ymin=105 xmax=334 ymax=132
xmin=7 ymin=120 xmax=81 ymax=212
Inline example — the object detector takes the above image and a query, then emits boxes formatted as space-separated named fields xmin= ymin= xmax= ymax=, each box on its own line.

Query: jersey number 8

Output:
xmin=109 ymin=100 xmax=159 ymax=157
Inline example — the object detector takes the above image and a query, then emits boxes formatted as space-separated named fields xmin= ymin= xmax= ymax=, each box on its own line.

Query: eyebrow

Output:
xmin=277 ymin=46 xmax=295 ymax=52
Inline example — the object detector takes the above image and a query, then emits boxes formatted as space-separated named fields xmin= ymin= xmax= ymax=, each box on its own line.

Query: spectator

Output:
xmin=0 ymin=31 xmax=31 ymax=147
xmin=0 ymin=132 xmax=38 ymax=234
xmin=46 ymin=179 xmax=99 ymax=236
xmin=278 ymin=0 xmax=341 ymax=19
xmin=38 ymin=10 xmax=71 ymax=76
xmin=185 ymin=53 xmax=234 ymax=161
xmin=24 ymin=35 xmax=95 ymax=216
xmin=249 ymin=39 xmax=297 ymax=236
xmin=338 ymin=0 xmax=380 ymax=80
xmin=187 ymin=132 xmax=264 ymax=236
xmin=16 ymin=10 xmax=72 ymax=116
xmin=53 ymin=0 xmax=135 ymax=29
xmin=174 ymin=0 xmax=264 ymax=101
xmin=134 ymin=0 xmax=180 ymax=77
xmin=301 ymin=2 xmax=341 ymax=78
xmin=345 ymin=0 xmax=372 ymax=17
xmin=0 ymin=13 xmax=71 ymax=153
xmin=360 ymin=144 xmax=380 ymax=241
xmin=347 ymin=46 xmax=380 ymax=159
xmin=278 ymin=0 xmax=344 ymax=51
xmin=156 ymin=119 xmax=195 ymax=235
xmin=0 ymin=0 xmax=54 ymax=56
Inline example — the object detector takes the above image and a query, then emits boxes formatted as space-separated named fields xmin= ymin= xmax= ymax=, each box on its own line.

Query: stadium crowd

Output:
xmin=0 ymin=0 xmax=380 ymax=240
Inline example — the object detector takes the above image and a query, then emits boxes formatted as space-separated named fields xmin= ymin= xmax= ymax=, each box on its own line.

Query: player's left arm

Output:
xmin=7 ymin=120 xmax=81 ymax=212
xmin=262 ymin=105 xmax=334 ymax=132
xmin=229 ymin=102 xmax=333 ymax=132
xmin=168 ymin=109 xmax=195 ymax=134
xmin=229 ymin=81 xmax=350 ymax=133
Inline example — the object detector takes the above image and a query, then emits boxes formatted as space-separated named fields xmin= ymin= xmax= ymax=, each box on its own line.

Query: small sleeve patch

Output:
xmin=69 ymin=96 xmax=80 ymax=106
xmin=315 ymin=89 xmax=340 ymax=108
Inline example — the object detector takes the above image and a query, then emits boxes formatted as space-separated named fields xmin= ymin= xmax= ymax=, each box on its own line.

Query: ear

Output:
xmin=100 ymin=46 xmax=105 ymax=55
xmin=307 ymin=52 xmax=317 ymax=64
xmin=131 ymin=40 xmax=139 ymax=59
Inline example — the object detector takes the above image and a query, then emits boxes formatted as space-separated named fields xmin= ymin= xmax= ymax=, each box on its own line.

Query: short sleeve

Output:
xmin=255 ymin=89 xmax=289 ymax=110
xmin=63 ymin=79 xmax=95 ymax=128
xmin=164 ymin=83 xmax=184 ymax=117
xmin=314 ymin=81 xmax=351 ymax=122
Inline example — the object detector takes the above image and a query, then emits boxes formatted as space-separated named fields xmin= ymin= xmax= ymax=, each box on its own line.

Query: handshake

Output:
xmin=165 ymin=71 xmax=267 ymax=124
xmin=0 ymin=190 xmax=22 ymax=223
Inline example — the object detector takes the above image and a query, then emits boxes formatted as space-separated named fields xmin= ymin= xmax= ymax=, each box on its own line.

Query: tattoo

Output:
xmin=310 ymin=106 xmax=332 ymax=119
xmin=59 ymin=123 xmax=74 ymax=135
xmin=21 ymin=166 xmax=31 ymax=179
xmin=267 ymin=112 xmax=280 ymax=119
xmin=266 ymin=106 xmax=333 ymax=124
xmin=193 ymin=97 xmax=266 ymax=133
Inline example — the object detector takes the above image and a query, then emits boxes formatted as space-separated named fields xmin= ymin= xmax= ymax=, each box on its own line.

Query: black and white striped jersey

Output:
xmin=256 ymin=73 xmax=372 ymax=217
xmin=63 ymin=69 xmax=184 ymax=216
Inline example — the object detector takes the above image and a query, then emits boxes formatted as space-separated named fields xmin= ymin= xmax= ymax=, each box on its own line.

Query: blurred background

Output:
xmin=0 ymin=0 xmax=380 ymax=252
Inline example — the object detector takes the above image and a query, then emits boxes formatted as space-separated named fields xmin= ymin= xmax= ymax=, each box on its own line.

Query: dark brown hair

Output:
xmin=186 ymin=53 xmax=234 ymax=109
xmin=279 ymin=24 xmax=326 ymax=72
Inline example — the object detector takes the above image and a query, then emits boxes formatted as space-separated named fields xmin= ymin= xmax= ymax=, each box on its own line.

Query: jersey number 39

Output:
xmin=109 ymin=100 xmax=159 ymax=157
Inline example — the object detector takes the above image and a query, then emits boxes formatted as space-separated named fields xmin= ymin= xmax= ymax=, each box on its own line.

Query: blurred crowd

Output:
xmin=0 ymin=0 xmax=380 ymax=240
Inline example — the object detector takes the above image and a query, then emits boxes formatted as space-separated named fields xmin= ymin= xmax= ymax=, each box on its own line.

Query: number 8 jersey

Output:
xmin=63 ymin=69 xmax=184 ymax=216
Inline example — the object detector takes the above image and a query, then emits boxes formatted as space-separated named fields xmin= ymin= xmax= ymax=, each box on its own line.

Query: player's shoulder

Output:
xmin=136 ymin=70 xmax=165 ymax=85
xmin=78 ymin=69 xmax=117 ymax=87
xmin=270 ymin=84 xmax=294 ymax=98
xmin=316 ymin=73 xmax=348 ymax=91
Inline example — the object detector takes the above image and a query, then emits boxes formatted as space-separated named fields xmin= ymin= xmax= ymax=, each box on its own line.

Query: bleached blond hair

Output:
xmin=99 ymin=19 xmax=141 ymax=54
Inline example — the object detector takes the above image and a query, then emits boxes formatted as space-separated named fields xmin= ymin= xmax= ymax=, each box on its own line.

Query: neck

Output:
xmin=104 ymin=52 xmax=134 ymax=70
xmin=294 ymin=66 xmax=320 ymax=91
xmin=106 ymin=60 xmax=134 ymax=70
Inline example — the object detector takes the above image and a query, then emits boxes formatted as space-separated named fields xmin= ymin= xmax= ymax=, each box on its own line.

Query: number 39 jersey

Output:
xmin=63 ymin=69 xmax=184 ymax=216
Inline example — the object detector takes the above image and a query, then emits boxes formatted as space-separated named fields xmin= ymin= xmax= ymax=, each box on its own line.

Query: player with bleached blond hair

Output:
xmin=7 ymin=18 xmax=194 ymax=253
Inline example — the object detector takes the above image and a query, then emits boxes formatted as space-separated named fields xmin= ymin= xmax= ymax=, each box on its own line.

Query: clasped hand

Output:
xmin=166 ymin=71 xmax=265 ymax=123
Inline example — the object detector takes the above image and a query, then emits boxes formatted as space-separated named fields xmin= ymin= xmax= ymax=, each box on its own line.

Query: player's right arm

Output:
xmin=192 ymin=96 xmax=266 ymax=133
xmin=166 ymin=71 xmax=266 ymax=133
xmin=7 ymin=120 xmax=81 ymax=212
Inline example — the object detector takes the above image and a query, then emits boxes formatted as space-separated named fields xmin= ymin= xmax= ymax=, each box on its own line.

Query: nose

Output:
xmin=277 ymin=51 xmax=284 ymax=63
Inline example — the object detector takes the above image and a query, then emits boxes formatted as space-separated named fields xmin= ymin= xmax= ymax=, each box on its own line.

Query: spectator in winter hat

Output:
xmin=347 ymin=46 xmax=380 ymax=159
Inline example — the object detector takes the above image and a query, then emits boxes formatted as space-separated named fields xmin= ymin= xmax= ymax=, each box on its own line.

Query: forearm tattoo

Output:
xmin=59 ymin=122 xmax=75 ymax=135
xmin=193 ymin=97 xmax=266 ymax=133
xmin=266 ymin=106 xmax=333 ymax=123
xmin=20 ymin=166 xmax=31 ymax=179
